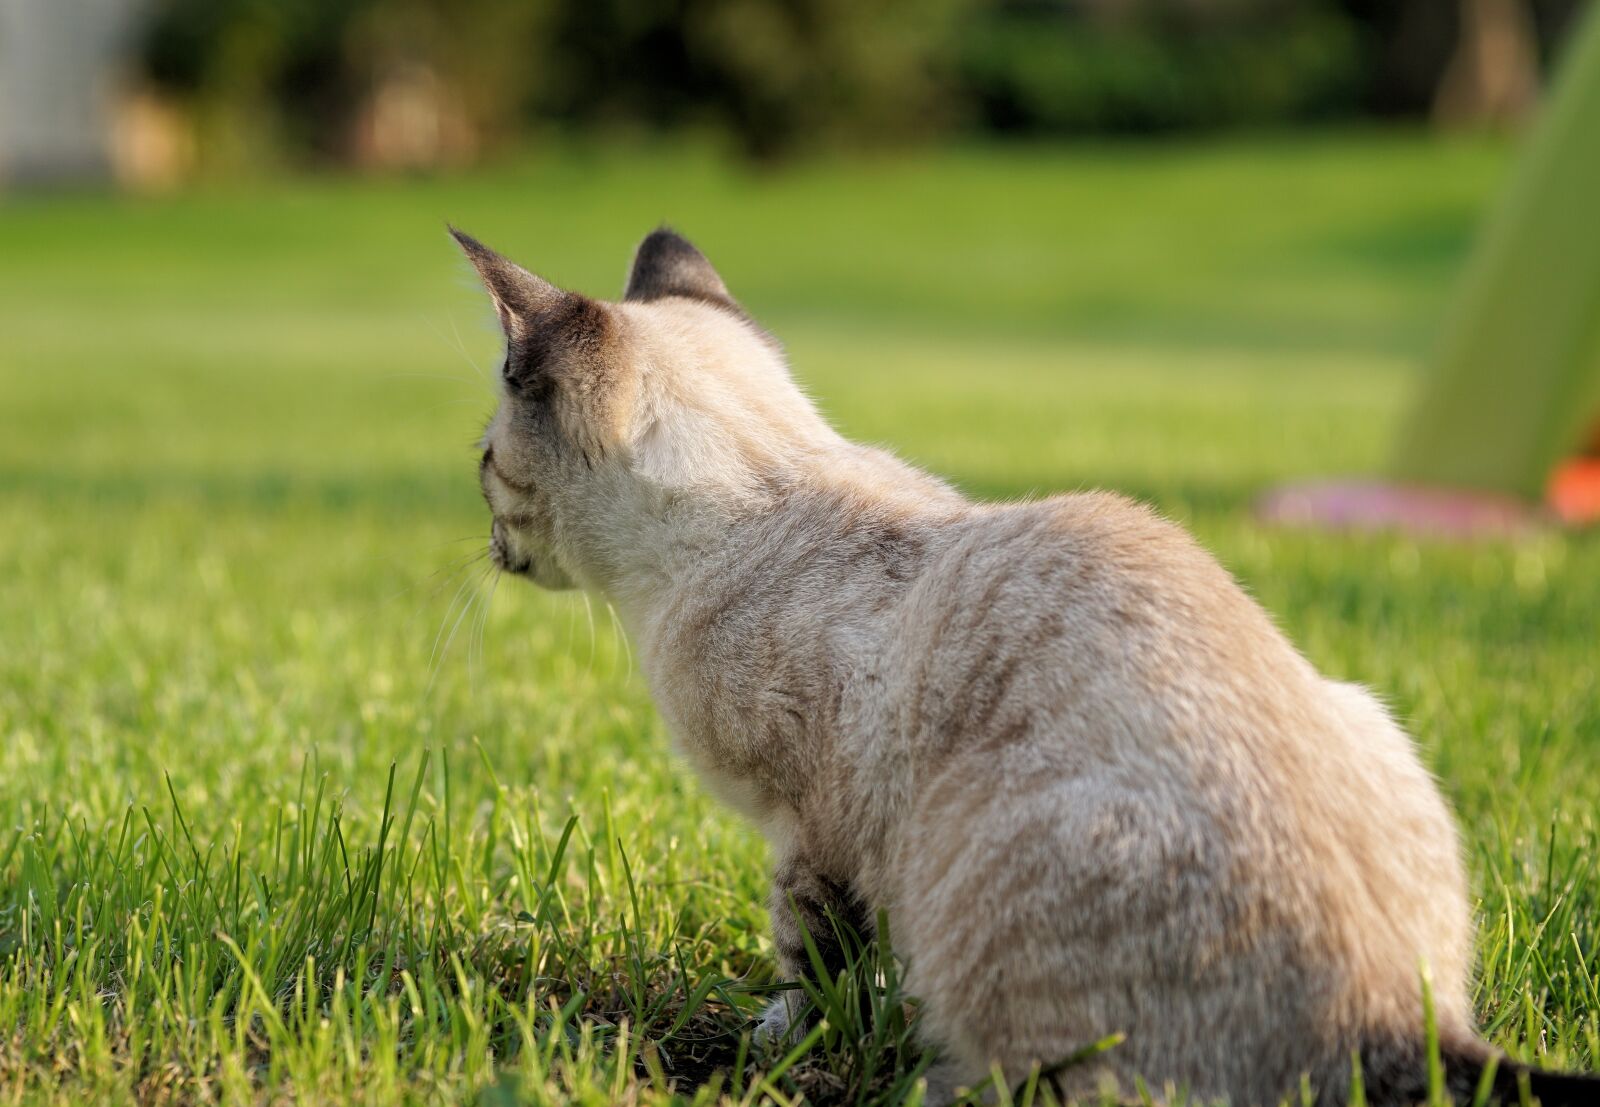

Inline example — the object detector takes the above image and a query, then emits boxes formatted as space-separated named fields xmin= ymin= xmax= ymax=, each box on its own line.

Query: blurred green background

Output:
xmin=0 ymin=1 xmax=1591 ymax=183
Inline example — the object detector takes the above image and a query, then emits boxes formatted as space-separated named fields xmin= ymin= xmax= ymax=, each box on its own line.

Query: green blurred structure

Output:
xmin=1390 ymin=4 xmax=1600 ymax=503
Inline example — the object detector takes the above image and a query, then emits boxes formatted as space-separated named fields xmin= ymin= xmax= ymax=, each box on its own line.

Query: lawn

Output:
xmin=1 ymin=133 xmax=1596 ymax=1105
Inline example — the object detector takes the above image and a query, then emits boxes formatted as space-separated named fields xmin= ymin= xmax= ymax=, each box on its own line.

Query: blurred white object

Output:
xmin=0 ymin=0 xmax=148 ymax=184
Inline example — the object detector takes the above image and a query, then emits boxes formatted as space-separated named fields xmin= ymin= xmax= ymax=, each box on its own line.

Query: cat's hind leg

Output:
xmin=892 ymin=765 xmax=1203 ymax=1104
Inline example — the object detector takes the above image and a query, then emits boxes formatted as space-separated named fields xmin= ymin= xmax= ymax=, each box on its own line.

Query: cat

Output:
xmin=453 ymin=225 xmax=1597 ymax=1106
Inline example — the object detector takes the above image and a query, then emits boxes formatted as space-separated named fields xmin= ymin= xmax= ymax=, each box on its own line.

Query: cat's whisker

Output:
xmin=424 ymin=564 xmax=479 ymax=654
xmin=383 ymin=547 xmax=487 ymax=608
xmin=467 ymin=564 xmax=497 ymax=686
xmin=425 ymin=564 xmax=490 ymax=703
xmin=472 ymin=569 xmax=501 ymax=687
xmin=415 ymin=554 xmax=490 ymax=623
xmin=426 ymin=546 xmax=490 ymax=582
xmin=580 ymin=590 xmax=597 ymax=680
xmin=564 ymin=591 xmax=578 ymax=664
xmin=416 ymin=396 xmax=499 ymax=414
xmin=605 ymin=600 xmax=633 ymax=681
xmin=381 ymin=371 xmax=485 ymax=388
xmin=465 ymin=562 xmax=496 ymax=694
xmin=419 ymin=314 xmax=493 ymax=394
xmin=463 ymin=569 xmax=482 ymax=696
xmin=447 ymin=314 xmax=492 ymax=389
xmin=424 ymin=566 xmax=484 ymax=693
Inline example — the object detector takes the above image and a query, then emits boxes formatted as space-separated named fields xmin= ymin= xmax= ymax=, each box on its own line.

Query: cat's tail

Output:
xmin=1361 ymin=1035 xmax=1600 ymax=1107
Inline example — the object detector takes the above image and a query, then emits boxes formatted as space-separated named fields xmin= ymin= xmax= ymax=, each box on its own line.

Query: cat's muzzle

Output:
xmin=489 ymin=518 xmax=531 ymax=575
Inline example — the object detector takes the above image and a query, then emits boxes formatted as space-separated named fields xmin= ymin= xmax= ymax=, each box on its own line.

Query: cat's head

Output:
xmin=453 ymin=226 xmax=831 ymax=592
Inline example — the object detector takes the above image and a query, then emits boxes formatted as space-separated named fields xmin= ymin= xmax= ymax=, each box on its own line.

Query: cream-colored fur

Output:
xmin=454 ymin=228 xmax=1499 ymax=1105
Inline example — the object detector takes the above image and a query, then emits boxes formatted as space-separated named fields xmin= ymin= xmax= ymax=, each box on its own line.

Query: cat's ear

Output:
xmin=450 ymin=227 xmax=568 ymax=336
xmin=624 ymin=227 xmax=735 ymax=307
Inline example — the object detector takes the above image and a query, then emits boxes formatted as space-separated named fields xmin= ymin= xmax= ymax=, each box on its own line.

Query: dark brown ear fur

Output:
xmin=449 ymin=226 xmax=569 ymax=335
xmin=624 ymin=227 xmax=735 ymax=309
xmin=449 ymin=226 xmax=613 ymax=399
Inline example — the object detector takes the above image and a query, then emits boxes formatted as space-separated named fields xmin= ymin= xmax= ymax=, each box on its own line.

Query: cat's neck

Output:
xmin=602 ymin=442 xmax=967 ymax=647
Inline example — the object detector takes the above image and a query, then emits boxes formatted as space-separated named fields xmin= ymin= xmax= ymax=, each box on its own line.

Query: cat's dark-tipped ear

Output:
xmin=624 ymin=227 xmax=734 ymax=307
xmin=449 ymin=226 xmax=565 ymax=335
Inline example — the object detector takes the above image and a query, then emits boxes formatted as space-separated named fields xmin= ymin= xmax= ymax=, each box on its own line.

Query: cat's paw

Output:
xmin=918 ymin=1061 xmax=968 ymax=1106
xmin=753 ymin=992 xmax=805 ymax=1046
xmin=920 ymin=1060 xmax=991 ymax=1106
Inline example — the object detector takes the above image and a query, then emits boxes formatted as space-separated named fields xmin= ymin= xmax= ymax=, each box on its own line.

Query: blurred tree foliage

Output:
xmin=138 ymin=0 xmax=1590 ymax=167
xmin=957 ymin=1 xmax=1362 ymax=134
xmin=142 ymin=0 xmax=555 ymax=165
xmin=140 ymin=0 xmax=962 ymax=165
xmin=533 ymin=0 xmax=966 ymax=159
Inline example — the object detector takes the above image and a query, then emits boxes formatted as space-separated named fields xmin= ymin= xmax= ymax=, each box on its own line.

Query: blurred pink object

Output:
xmin=1256 ymin=481 xmax=1543 ymax=538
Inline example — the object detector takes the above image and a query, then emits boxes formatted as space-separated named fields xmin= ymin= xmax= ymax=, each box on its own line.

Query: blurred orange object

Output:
xmin=1547 ymin=457 xmax=1600 ymax=525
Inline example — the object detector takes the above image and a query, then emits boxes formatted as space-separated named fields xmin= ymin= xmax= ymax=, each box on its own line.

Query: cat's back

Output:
xmin=871 ymin=492 xmax=1473 ymax=1103
xmin=882 ymin=489 xmax=1320 ymax=763
xmin=877 ymin=488 xmax=1448 ymax=873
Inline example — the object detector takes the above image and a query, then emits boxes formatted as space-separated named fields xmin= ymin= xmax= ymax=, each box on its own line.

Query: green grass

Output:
xmin=1 ymin=133 xmax=1597 ymax=1105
